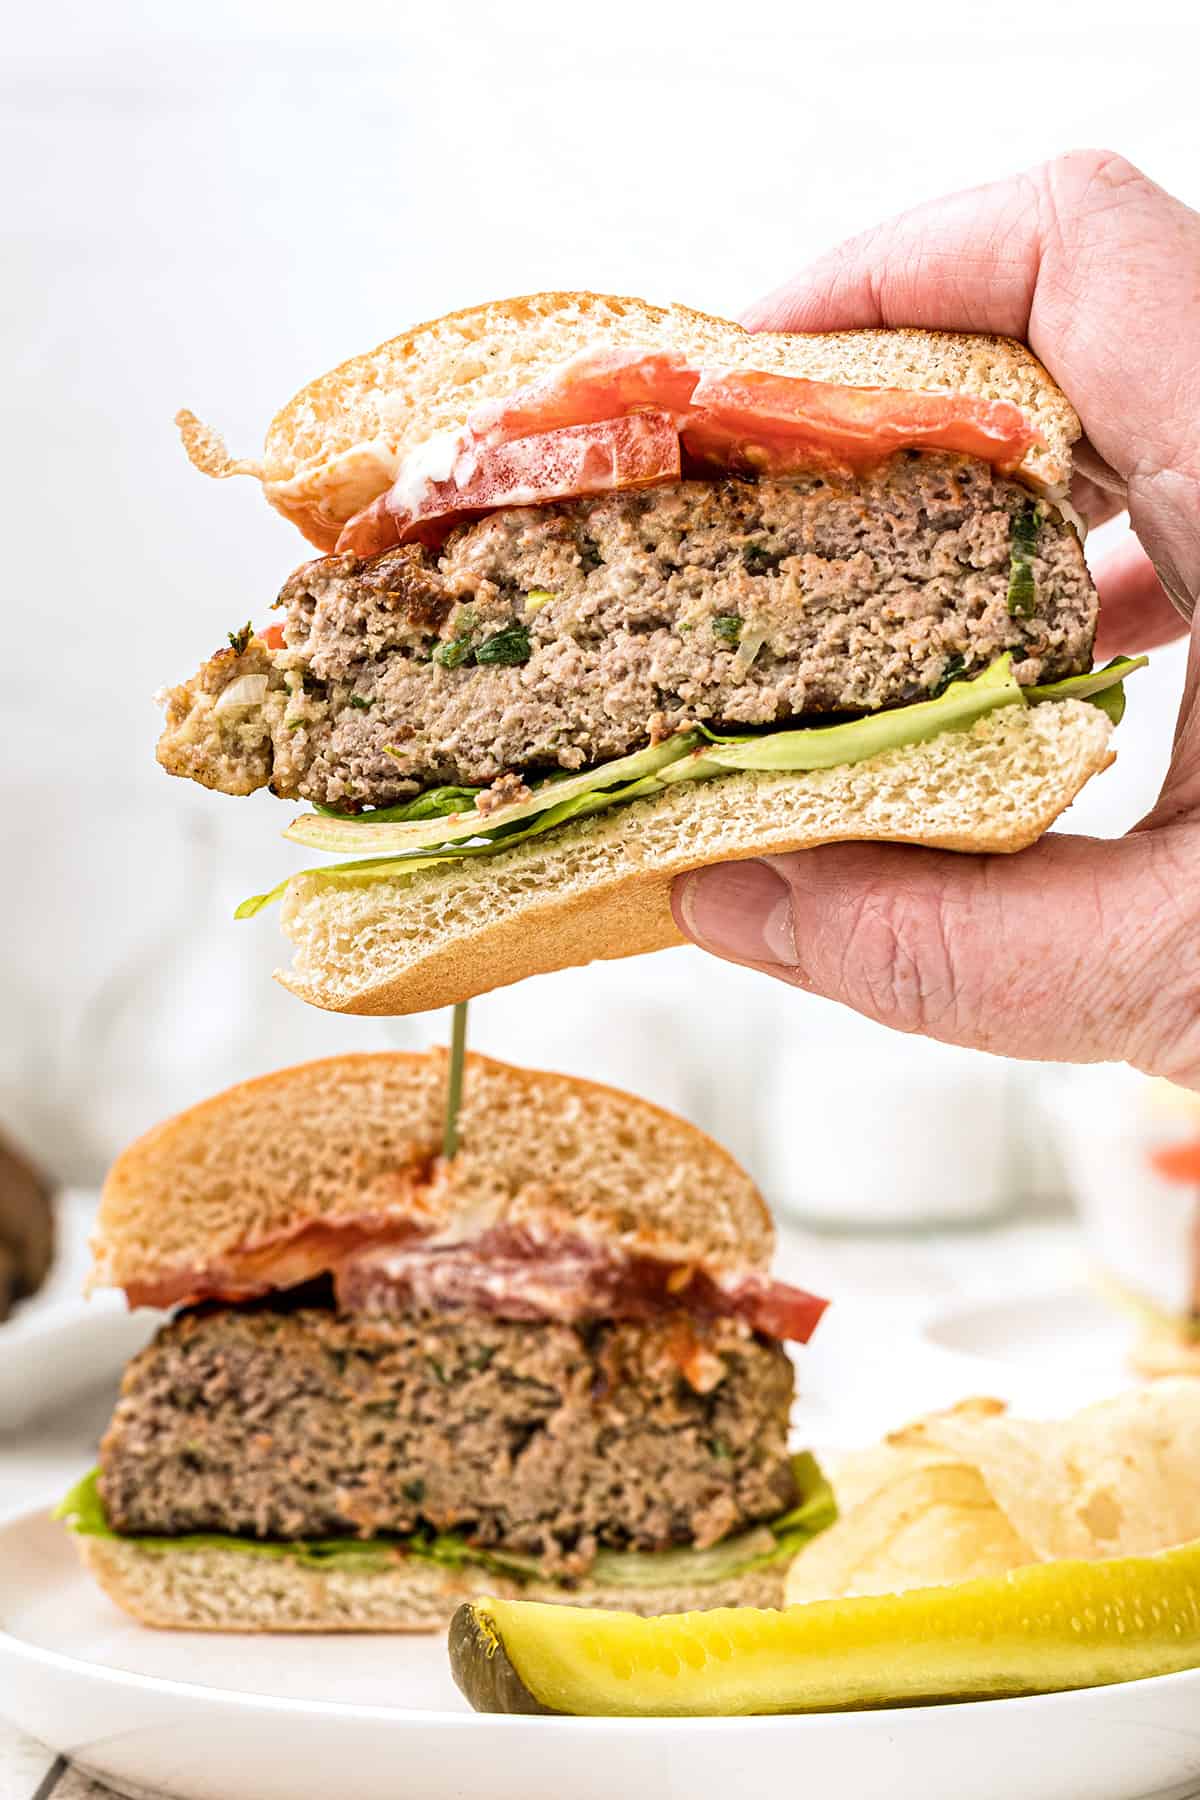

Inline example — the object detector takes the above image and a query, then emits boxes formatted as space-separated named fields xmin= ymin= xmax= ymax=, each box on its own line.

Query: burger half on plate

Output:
xmin=159 ymin=293 xmax=1142 ymax=1014
xmin=58 ymin=1052 xmax=831 ymax=1630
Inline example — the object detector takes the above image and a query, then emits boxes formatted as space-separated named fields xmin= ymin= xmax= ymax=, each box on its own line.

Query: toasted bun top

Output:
xmin=90 ymin=1051 xmax=773 ymax=1296
xmin=176 ymin=291 xmax=1079 ymax=550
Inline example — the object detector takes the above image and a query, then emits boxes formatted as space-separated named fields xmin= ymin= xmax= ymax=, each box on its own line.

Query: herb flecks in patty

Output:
xmin=474 ymin=623 xmax=532 ymax=666
xmin=1008 ymin=501 xmax=1044 ymax=618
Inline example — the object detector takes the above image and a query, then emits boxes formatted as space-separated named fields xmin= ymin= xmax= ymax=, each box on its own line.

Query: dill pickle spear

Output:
xmin=449 ymin=1540 xmax=1200 ymax=1716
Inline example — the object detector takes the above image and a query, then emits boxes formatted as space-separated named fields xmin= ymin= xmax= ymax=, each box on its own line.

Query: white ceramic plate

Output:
xmin=4 ymin=1506 xmax=1200 ymax=1800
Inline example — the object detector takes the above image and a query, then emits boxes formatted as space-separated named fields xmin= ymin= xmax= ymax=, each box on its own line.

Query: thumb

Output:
xmin=671 ymin=834 xmax=1180 ymax=1072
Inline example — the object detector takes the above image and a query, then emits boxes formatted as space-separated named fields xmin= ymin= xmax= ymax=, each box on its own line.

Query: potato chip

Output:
xmin=885 ymin=1395 xmax=1008 ymax=1449
xmin=914 ymin=1379 xmax=1200 ymax=1561
xmin=786 ymin=1382 xmax=1200 ymax=1602
xmin=784 ymin=1459 xmax=1034 ymax=1604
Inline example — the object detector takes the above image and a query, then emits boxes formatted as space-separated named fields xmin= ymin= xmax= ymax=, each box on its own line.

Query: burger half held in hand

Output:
xmin=159 ymin=293 xmax=1144 ymax=1014
xmin=58 ymin=1052 xmax=830 ymax=1631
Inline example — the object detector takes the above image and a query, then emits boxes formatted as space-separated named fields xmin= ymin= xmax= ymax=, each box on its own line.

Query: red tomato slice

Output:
xmin=125 ymin=1213 xmax=829 ymax=1346
xmin=260 ymin=622 xmax=286 ymax=650
xmin=335 ymin=349 xmax=1039 ymax=559
xmin=683 ymin=368 xmax=1038 ymax=476
xmin=335 ymin=491 xmax=403 ymax=558
xmin=120 ymin=1215 xmax=422 ymax=1311
xmin=736 ymin=1277 xmax=829 ymax=1344
xmin=1151 ymin=1141 xmax=1200 ymax=1184
xmin=338 ymin=409 xmax=680 ymax=557
xmin=468 ymin=349 xmax=697 ymax=445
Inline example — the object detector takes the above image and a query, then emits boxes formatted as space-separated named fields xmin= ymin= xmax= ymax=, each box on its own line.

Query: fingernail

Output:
xmin=675 ymin=860 xmax=797 ymax=966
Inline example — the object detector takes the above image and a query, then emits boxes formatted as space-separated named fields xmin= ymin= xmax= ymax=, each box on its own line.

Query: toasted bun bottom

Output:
xmin=77 ymin=1538 xmax=783 ymax=1632
xmin=276 ymin=700 xmax=1114 ymax=1016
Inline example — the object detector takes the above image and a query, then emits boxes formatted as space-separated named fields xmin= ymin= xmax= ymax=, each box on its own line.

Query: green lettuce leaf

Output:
xmin=693 ymin=654 xmax=1021 ymax=773
xmin=55 ymin=1452 xmax=834 ymax=1590
xmin=54 ymin=1470 xmax=399 ymax=1572
xmin=1024 ymin=655 xmax=1147 ymax=701
xmin=328 ymin=784 xmax=485 ymax=824
xmin=588 ymin=1451 xmax=835 ymax=1588
xmin=1024 ymin=655 xmax=1147 ymax=729
xmin=238 ymin=653 xmax=1144 ymax=916
xmin=234 ymin=768 xmax=690 ymax=918
xmin=286 ymin=736 xmax=703 ymax=856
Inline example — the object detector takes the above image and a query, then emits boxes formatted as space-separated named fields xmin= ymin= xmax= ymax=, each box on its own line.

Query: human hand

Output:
xmin=672 ymin=151 xmax=1200 ymax=1086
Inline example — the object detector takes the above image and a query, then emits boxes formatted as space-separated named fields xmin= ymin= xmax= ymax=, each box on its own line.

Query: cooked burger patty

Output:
xmin=158 ymin=453 xmax=1096 ymax=808
xmin=97 ymin=1305 xmax=797 ymax=1575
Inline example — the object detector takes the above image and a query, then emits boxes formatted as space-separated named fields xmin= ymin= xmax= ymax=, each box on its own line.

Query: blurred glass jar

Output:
xmin=1046 ymin=1066 xmax=1200 ymax=1321
xmin=759 ymin=1036 xmax=1020 ymax=1230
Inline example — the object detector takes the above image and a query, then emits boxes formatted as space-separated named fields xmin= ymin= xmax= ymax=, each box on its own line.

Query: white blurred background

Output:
xmin=2 ymin=0 xmax=1195 ymax=1218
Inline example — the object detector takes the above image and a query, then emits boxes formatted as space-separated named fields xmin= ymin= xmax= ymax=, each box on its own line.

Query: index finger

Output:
xmin=744 ymin=149 xmax=1200 ymax=625
xmin=743 ymin=152 xmax=1200 ymax=477
xmin=743 ymin=168 xmax=1043 ymax=338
